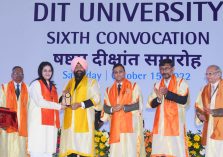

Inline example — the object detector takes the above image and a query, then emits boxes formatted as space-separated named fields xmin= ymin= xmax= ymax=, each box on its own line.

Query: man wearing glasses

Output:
xmin=147 ymin=59 xmax=189 ymax=157
xmin=0 ymin=66 xmax=29 ymax=157
xmin=195 ymin=65 xmax=223 ymax=157
xmin=101 ymin=63 xmax=146 ymax=157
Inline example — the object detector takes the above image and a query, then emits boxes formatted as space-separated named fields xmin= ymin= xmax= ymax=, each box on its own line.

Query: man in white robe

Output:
xmin=195 ymin=65 xmax=223 ymax=157
xmin=0 ymin=66 xmax=29 ymax=157
xmin=101 ymin=63 xmax=145 ymax=157
xmin=147 ymin=59 xmax=189 ymax=157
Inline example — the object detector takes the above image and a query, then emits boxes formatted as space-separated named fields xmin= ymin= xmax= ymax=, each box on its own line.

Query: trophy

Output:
xmin=62 ymin=91 xmax=71 ymax=107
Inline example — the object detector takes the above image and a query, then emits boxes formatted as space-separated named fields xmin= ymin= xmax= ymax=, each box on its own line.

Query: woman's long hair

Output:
xmin=30 ymin=61 xmax=55 ymax=89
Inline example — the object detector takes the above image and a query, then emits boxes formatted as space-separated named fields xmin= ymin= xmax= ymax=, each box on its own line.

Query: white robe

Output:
xmin=28 ymin=80 xmax=61 ymax=154
xmin=101 ymin=82 xmax=146 ymax=157
xmin=147 ymin=77 xmax=189 ymax=157
xmin=0 ymin=82 xmax=29 ymax=157
xmin=195 ymin=82 xmax=223 ymax=157
xmin=59 ymin=77 xmax=102 ymax=157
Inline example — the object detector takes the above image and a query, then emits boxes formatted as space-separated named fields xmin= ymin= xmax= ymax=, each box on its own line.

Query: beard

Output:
xmin=74 ymin=70 xmax=86 ymax=80
xmin=162 ymin=73 xmax=171 ymax=79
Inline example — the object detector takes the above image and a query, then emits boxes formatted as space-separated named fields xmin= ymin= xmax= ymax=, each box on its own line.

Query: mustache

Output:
xmin=74 ymin=70 xmax=85 ymax=79
xmin=161 ymin=73 xmax=170 ymax=77
xmin=74 ymin=70 xmax=84 ymax=74
xmin=76 ymin=70 xmax=83 ymax=73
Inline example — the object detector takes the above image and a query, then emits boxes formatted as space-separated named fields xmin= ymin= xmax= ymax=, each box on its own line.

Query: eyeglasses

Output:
xmin=205 ymin=71 xmax=219 ymax=76
xmin=159 ymin=67 xmax=172 ymax=72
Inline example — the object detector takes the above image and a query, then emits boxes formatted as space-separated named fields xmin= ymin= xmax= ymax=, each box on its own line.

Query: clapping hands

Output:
xmin=154 ymin=86 xmax=168 ymax=100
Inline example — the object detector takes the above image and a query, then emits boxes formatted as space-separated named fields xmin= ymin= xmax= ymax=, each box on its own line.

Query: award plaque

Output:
xmin=62 ymin=92 xmax=71 ymax=107
xmin=0 ymin=107 xmax=18 ymax=130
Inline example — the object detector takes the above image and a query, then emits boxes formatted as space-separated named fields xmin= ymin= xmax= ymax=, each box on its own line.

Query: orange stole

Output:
xmin=201 ymin=79 xmax=223 ymax=145
xmin=4 ymin=81 xmax=28 ymax=137
xmin=39 ymin=80 xmax=60 ymax=128
xmin=153 ymin=75 xmax=180 ymax=136
xmin=107 ymin=79 xmax=134 ymax=144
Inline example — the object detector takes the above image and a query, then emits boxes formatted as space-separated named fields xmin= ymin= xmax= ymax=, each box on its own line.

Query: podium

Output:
xmin=0 ymin=107 xmax=18 ymax=131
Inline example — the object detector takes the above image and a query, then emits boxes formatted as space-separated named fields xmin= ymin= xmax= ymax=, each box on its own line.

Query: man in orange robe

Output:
xmin=195 ymin=65 xmax=223 ymax=157
xmin=0 ymin=66 xmax=29 ymax=157
xmin=147 ymin=59 xmax=189 ymax=157
xmin=101 ymin=63 xmax=145 ymax=157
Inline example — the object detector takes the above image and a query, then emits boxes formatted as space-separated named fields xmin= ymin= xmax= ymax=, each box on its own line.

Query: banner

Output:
xmin=1 ymin=0 xmax=223 ymax=131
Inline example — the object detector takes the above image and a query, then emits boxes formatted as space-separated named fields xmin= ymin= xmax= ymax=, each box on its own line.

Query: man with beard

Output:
xmin=59 ymin=57 xmax=102 ymax=157
xmin=195 ymin=65 xmax=223 ymax=157
xmin=0 ymin=66 xmax=29 ymax=157
xmin=147 ymin=59 xmax=190 ymax=157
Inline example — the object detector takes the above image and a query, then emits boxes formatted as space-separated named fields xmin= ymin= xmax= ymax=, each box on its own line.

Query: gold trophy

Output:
xmin=62 ymin=91 xmax=71 ymax=107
